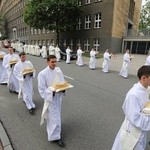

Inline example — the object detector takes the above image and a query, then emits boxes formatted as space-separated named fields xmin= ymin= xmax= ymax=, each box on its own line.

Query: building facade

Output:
xmin=0 ymin=0 xmax=142 ymax=53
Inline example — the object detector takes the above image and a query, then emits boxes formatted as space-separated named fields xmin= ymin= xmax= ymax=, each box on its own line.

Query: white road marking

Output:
xmin=64 ymin=75 xmax=74 ymax=80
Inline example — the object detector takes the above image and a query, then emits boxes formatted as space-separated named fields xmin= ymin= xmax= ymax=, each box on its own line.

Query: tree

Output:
xmin=139 ymin=0 xmax=150 ymax=29
xmin=23 ymin=0 xmax=82 ymax=45
xmin=0 ymin=12 xmax=7 ymax=40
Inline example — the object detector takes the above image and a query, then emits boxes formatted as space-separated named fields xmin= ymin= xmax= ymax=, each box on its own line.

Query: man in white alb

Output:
xmin=38 ymin=55 xmax=65 ymax=147
xmin=112 ymin=65 xmax=150 ymax=150
xmin=3 ymin=47 xmax=20 ymax=93
xmin=13 ymin=52 xmax=36 ymax=114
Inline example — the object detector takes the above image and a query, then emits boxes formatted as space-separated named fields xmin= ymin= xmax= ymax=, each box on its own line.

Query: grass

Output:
xmin=82 ymin=52 xmax=103 ymax=59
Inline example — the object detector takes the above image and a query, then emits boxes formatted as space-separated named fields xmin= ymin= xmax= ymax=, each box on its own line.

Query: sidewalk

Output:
xmin=0 ymin=122 xmax=13 ymax=150
xmin=82 ymin=54 xmax=147 ymax=76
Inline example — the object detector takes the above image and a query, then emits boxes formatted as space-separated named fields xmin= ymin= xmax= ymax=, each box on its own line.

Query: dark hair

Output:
xmin=8 ymin=47 xmax=15 ymax=52
xmin=137 ymin=65 xmax=150 ymax=79
xmin=47 ymin=55 xmax=56 ymax=61
xmin=19 ymin=51 xmax=26 ymax=57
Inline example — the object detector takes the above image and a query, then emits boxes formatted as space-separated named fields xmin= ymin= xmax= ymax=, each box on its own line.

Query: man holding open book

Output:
xmin=38 ymin=55 xmax=73 ymax=147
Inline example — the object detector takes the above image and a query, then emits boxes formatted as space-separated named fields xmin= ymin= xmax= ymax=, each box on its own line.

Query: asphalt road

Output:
xmin=0 ymin=54 xmax=149 ymax=150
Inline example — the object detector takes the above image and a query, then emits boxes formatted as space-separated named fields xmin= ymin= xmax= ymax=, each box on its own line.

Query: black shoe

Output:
xmin=14 ymin=91 xmax=19 ymax=94
xmin=29 ymin=109 xmax=34 ymax=115
xmin=53 ymin=139 xmax=65 ymax=147
xmin=9 ymin=89 xmax=13 ymax=93
xmin=32 ymin=108 xmax=36 ymax=111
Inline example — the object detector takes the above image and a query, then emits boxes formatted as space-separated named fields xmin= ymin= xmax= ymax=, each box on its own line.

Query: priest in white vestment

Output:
xmin=13 ymin=52 xmax=36 ymax=114
xmin=23 ymin=44 xmax=28 ymax=53
xmin=0 ymin=51 xmax=8 ymax=84
xmin=145 ymin=55 xmax=150 ymax=65
xmin=89 ymin=48 xmax=98 ymax=70
xmin=119 ymin=49 xmax=132 ymax=78
xmin=49 ymin=44 xmax=55 ymax=55
xmin=76 ymin=47 xmax=84 ymax=66
xmin=55 ymin=45 xmax=61 ymax=61
xmin=112 ymin=65 xmax=150 ymax=150
xmin=35 ymin=45 xmax=41 ymax=56
xmin=41 ymin=45 xmax=47 ymax=58
xmin=102 ymin=49 xmax=111 ymax=73
xmin=3 ymin=47 xmax=20 ymax=93
xmin=38 ymin=55 xmax=65 ymax=147
xmin=66 ymin=46 xmax=72 ymax=64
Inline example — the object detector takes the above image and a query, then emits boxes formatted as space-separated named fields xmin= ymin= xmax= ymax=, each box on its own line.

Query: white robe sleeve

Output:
xmin=123 ymin=94 xmax=150 ymax=131
xmin=37 ymin=72 xmax=53 ymax=101
xmin=13 ymin=63 xmax=24 ymax=82
xmin=2 ymin=55 xmax=9 ymax=69
xmin=124 ymin=54 xmax=130 ymax=63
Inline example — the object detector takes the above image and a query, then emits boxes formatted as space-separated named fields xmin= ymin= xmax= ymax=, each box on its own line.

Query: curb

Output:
xmin=0 ymin=122 xmax=13 ymax=150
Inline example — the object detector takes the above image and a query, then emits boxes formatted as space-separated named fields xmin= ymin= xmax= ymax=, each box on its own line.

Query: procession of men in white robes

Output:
xmin=2 ymin=41 xmax=150 ymax=149
xmin=3 ymin=47 xmax=20 ymax=93
xmin=102 ymin=49 xmax=112 ymax=73
xmin=76 ymin=47 xmax=84 ymax=66
xmin=13 ymin=52 xmax=36 ymax=114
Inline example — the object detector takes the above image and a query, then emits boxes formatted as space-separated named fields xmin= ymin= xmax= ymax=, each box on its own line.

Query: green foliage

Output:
xmin=24 ymin=0 xmax=82 ymax=31
xmin=139 ymin=0 xmax=150 ymax=29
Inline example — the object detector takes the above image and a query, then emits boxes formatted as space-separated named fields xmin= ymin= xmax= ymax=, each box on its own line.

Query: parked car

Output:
xmin=60 ymin=48 xmax=77 ymax=61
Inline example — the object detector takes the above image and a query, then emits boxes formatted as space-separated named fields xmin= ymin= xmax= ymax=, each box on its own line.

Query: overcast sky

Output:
xmin=142 ymin=0 xmax=147 ymax=5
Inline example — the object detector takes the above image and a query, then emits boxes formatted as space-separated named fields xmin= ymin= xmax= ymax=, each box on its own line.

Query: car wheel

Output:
xmin=62 ymin=55 xmax=66 ymax=60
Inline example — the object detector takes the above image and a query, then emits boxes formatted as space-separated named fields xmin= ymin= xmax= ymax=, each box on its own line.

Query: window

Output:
xmin=42 ymin=28 xmax=45 ymax=34
xmin=76 ymin=18 xmax=81 ymax=30
xmin=85 ymin=0 xmax=91 ymax=4
xmin=84 ymin=39 xmax=90 ymax=51
xmin=34 ymin=29 xmax=37 ymax=35
xmin=30 ymin=28 xmax=33 ymax=35
xmin=70 ymin=39 xmax=73 ymax=49
xmin=46 ymin=30 xmax=49 ymax=33
xmin=51 ymin=39 xmax=55 ymax=46
xmin=46 ymin=39 xmax=50 ymax=46
xmin=129 ymin=0 xmax=135 ymax=14
xmin=93 ymin=38 xmax=100 ymax=51
xmin=95 ymin=0 xmax=102 ymax=2
xmin=77 ymin=39 xmax=81 ymax=48
xmin=63 ymin=39 xmax=66 ymax=47
xmin=85 ymin=15 xmax=91 ymax=29
xmin=94 ymin=13 xmax=102 ymax=28
xmin=78 ymin=0 xmax=82 ymax=6
xmin=38 ymin=29 xmax=41 ymax=34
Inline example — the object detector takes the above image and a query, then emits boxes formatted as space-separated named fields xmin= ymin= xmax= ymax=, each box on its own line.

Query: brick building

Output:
xmin=0 ymin=0 xmax=142 ymax=53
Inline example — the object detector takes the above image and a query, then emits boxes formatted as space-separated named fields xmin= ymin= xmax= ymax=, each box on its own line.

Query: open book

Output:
xmin=0 ymin=55 xmax=4 ymax=59
xmin=49 ymin=81 xmax=73 ymax=92
xmin=142 ymin=102 xmax=150 ymax=115
xmin=9 ymin=59 xmax=18 ymax=65
xmin=22 ymin=68 xmax=35 ymax=75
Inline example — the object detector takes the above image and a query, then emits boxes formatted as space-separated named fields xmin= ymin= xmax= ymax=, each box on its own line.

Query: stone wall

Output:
xmin=111 ymin=0 xmax=130 ymax=38
xmin=133 ymin=0 xmax=142 ymax=34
